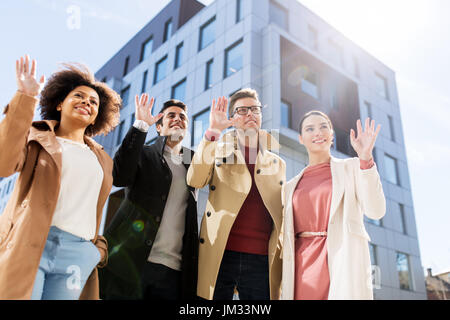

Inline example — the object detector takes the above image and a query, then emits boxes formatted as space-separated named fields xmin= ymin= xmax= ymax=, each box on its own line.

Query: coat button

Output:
xmin=256 ymin=169 xmax=261 ymax=174
xmin=280 ymin=181 xmax=284 ymax=185
xmin=21 ymin=199 xmax=29 ymax=208
xmin=199 ymin=238 xmax=205 ymax=244
xmin=273 ymin=159 xmax=277 ymax=164
xmin=206 ymin=211 xmax=211 ymax=217
xmin=155 ymin=216 xmax=161 ymax=223
xmin=161 ymin=194 xmax=167 ymax=201
xmin=216 ymin=163 xmax=221 ymax=167
xmin=222 ymin=158 xmax=227 ymax=163
xmin=210 ymin=185 xmax=216 ymax=191
xmin=145 ymin=239 xmax=153 ymax=246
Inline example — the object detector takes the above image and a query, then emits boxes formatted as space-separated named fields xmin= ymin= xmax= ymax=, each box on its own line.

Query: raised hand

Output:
xmin=135 ymin=93 xmax=163 ymax=126
xmin=16 ymin=55 xmax=45 ymax=97
xmin=208 ymin=96 xmax=235 ymax=133
xmin=350 ymin=118 xmax=381 ymax=161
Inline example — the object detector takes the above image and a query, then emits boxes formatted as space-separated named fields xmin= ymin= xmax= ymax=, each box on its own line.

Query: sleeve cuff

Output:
xmin=204 ymin=128 xmax=221 ymax=141
xmin=360 ymin=158 xmax=375 ymax=170
xmin=133 ymin=119 xmax=150 ymax=132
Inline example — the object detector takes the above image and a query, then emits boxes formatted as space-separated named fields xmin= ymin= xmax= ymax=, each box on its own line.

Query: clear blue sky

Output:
xmin=0 ymin=0 xmax=449 ymax=274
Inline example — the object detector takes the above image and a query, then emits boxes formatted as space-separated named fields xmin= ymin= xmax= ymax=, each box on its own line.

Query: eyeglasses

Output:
xmin=233 ymin=106 xmax=262 ymax=116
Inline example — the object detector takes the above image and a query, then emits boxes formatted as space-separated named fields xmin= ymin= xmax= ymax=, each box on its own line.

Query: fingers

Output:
xmin=356 ymin=119 xmax=362 ymax=138
xmin=350 ymin=128 xmax=355 ymax=142
xmin=24 ymin=55 xmax=29 ymax=74
xmin=39 ymin=75 xmax=45 ymax=84
xmin=30 ymin=59 xmax=37 ymax=77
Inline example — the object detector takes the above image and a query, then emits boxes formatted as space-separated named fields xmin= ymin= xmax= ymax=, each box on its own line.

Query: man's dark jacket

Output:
xmin=98 ymin=126 xmax=199 ymax=300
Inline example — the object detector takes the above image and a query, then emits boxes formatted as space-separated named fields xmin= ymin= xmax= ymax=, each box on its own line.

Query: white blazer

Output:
xmin=281 ymin=157 xmax=386 ymax=300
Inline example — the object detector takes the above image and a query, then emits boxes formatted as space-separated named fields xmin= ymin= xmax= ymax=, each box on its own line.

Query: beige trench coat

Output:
xmin=0 ymin=92 xmax=112 ymax=300
xmin=187 ymin=130 xmax=286 ymax=300
xmin=281 ymin=157 xmax=386 ymax=300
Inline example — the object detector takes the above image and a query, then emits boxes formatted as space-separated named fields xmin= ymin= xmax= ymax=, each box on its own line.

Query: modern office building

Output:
xmin=0 ymin=0 xmax=425 ymax=299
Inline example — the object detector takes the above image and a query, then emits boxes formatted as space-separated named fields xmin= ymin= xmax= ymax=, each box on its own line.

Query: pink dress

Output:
xmin=293 ymin=162 xmax=332 ymax=300
xmin=292 ymin=159 xmax=374 ymax=299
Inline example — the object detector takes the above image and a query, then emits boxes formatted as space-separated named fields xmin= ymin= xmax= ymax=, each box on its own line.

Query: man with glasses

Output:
xmin=187 ymin=88 xmax=286 ymax=300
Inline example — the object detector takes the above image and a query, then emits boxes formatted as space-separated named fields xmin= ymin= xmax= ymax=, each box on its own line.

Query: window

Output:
xmin=120 ymin=85 xmax=131 ymax=107
xmin=369 ymin=243 xmax=378 ymax=265
xmin=399 ymin=203 xmax=407 ymax=235
xmin=388 ymin=115 xmax=396 ymax=142
xmin=141 ymin=71 xmax=148 ymax=93
xmin=384 ymin=154 xmax=399 ymax=185
xmin=352 ymin=56 xmax=360 ymax=77
xmin=171 ymin=78 xmax=187 ymax=101
xmin=236 ymin=0 xmax=243 ymax=23
xmin=163 ymin=19 xmax=173 ymax=43
xmin=308 ymin=25 xmax=318 ymax=51
xmin=154 ymin=55 xmax=168 ymax=84
xmin=116 ymin=121 xmax=125 ymax=146
xmin=205 ymin=59 xmax=214 ymax=90
xmin=375 ymin=73 xmax=389 ymax=100
xmin=174 ymin=42 xmax=184 ymax=69
xmin=199 ymin=17 xmax=216 ymax=51
xmin=140 ymin=37 xmax=153 ymax=62
xmin=269 ymin=1 xmax=288 ymax=30
xmin=301 ymin=70 xmax=319 ymax=99
xmin=224 ymin=39 xmax=244 ymax=78
xmin=366 ymin=216 xmax=382 ymax=226
xmin=280 ymin=100 xmax=291 ymax=128
xmin=396 ymin=252 xmax=413 ymax=290
xmin=329 ymin=39 xmax=344 ymax=67
xmin=330 ymin=83 xmax=339 ymax=108
xmin=123 ymin=56 xmax=130 ymax=76
xmin=364 ymin=101 xmax=373 ymax=119
xmin=192 ymin=108 xmax=210 ymax=147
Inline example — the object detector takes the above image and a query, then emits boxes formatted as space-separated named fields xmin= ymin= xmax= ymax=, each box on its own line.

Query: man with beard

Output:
xmin=99 ymin=94 xmax=198 ymax=300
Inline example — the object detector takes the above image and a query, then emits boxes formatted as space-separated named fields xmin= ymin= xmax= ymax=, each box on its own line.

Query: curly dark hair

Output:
xmin=39 ymin=63 xmax=121 ymax=136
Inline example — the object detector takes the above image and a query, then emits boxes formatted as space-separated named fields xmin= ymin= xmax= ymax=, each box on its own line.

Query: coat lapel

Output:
xmin=329 ymin=157 xmax=345 ymax=224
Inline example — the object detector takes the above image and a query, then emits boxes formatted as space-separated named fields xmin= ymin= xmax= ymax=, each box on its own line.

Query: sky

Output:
xmin=0 ymin=0 xmax=449 ymax=275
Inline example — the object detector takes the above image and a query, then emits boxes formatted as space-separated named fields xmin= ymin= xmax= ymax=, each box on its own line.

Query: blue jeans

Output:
xmin=31 ymin=226 xmax=101 ymax=300
xmin=213 ymin=250 xmax=270 ymax=300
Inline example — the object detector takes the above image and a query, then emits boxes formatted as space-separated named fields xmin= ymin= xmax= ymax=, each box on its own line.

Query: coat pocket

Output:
xmin=347 ymin=220 xmax=371 ymax=241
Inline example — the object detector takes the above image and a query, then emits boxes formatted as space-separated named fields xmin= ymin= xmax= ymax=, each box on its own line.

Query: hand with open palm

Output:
xmin=208 ymin=96 xmax=235 ymax=133
xmin=16 ymin=55 xmax=45 ymax=97
xmin=134 ymin=93 xmax=163 ymax=126
xmin=350 ymin=118 xmax=381 ymax=161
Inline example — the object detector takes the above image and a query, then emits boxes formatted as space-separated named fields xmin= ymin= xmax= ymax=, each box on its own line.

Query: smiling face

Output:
xmin=299 ymin=114 xmax=334 ymax=154
xmin=156 ymin=106 xmax=188 ymax=141
xmin=58 ymin=85 xmax=99 ymax=129
xmin=231 ymin=97 xmax=262 ymax=133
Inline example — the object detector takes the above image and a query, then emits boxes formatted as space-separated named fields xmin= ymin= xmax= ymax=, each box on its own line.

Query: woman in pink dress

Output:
xmin=281 ymin=111 xmax=386 ymax=300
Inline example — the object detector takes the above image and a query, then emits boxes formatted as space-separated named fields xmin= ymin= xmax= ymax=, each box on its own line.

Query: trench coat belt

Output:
xmin=295 ymin=231 xmax=328 ymax=238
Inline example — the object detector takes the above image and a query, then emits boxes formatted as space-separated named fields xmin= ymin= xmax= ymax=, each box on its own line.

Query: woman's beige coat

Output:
xmin=281 ymin=157 xmax=386 ymax=300
xmin=187 ymin=130 xmax=286 ymax=300
xmin=0 ymin=92 xmax=112 ymax=300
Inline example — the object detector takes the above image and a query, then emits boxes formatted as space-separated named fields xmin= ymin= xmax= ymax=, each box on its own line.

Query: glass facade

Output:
xmin=154 ymin=55 xmax=168 ymax=84
xmin=192 ymin=108 xmax=210 ymax=147
xmin=224 ymin=39 xmax=243 ymax=78
xmin=199 ymin=17 xmax=216 ymax=51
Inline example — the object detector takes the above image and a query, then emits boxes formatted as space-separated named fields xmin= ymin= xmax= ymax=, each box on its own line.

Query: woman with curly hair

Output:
xmin=0 ymin=55 xmax=121 ymax=300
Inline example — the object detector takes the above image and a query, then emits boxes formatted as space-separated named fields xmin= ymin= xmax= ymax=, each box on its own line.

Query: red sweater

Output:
xmin=225 ymin=143 xmax=273 ymax=255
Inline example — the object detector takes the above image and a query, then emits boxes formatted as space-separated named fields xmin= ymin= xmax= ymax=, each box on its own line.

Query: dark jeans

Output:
xmin=213 ymin=250 xmax=270 ymax=300
xmin=141 ymin=261 xmax=181 ymax=300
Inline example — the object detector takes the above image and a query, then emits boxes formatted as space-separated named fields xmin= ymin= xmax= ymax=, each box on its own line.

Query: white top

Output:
xmin=51 ymin=137 xmax=103 ymax=240
xmin=148 ymin=145 xmax=189 ymax=271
